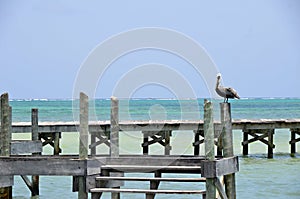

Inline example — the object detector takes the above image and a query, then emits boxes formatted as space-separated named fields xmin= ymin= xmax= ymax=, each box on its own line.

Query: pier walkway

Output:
xmin=11 ymin=118 xmax=300 ymax=158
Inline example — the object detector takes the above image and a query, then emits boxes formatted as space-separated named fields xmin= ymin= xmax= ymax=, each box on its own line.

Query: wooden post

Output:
xmin=164 ymin=131 xmax=171 ymax=155
xmin=53 ymin=132 xmax=61 ymax=155
xmin=0 ymin=93 xmax=13 ymax=199
xmin=91 ymin=133 xmax=96 ymax=156
xmin=204 ymin=100 xmax=216 ymax=199
xmin=31 ymin=108 xmax=39 ymax=196
xmin=110 ymin=97 xmax=120 ymax=199
xmin=194 ymin=130 xmax=200 ymax=155
xmin=291 ymin=130 xmax=296 ymax=156
xmin=242 ymin=130 xmax=248 ymax=155
xmin=79 ymin=92 xmax=89 ymax=199
xmin=143 ymin=132 xmax=149 ymax=155
xmin=267 ymin=129 xmax=274 ymax=159
xmin=216 ymin=130 xmax=223 ymax=156
xmin=110 ymin=96 xmax=119 ymax=157
xmin=220 ymin=103 xmax=236 ymax=199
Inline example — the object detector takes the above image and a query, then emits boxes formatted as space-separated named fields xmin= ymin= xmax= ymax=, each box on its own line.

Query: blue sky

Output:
xmin=0 ymin=0 xmax=299 ymax=99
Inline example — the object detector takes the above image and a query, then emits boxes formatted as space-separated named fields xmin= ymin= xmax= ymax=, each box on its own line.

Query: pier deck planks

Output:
xmin=11 ymin=119 xmax=300 ymax=133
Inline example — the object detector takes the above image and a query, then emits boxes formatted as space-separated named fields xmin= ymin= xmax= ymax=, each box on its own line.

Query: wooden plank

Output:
xmin=10 ymin=140 xmax=42 ymax=155
xmin=201 ymin=156 xmax=239 ymax=178
xmin=0 ymin=157 xmax=87 ymax=176
xmin=10 ymin=119 xmax=300 ymax=134
xmin=96 ymin=176 xmax=206 ymax=182
xmin=90 ymin=188 xmax=206 ymax=194
xmin=101 ymin=165 xmax=201 ymax=173
xmin=102 ymin=156 xmax=205 ymax=167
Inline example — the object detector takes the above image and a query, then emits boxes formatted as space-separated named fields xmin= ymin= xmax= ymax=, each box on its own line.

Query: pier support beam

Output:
xmin=193 ymin=129 xmax=223 ymax=156
xmin=110 ymin=97 xmax=120 ymax=199
xmin=0 ymin=93 xmax=13 ymax=199
xmin=142 ymin=131 xmax=172 ymax=155
xmin=78 ymin=92 xmax=89 ymax=199
xmin=241 ymin=129 xmax=275 ymax=158
xmin=221 ymin=103 xmax=236 ymax=199
xmin=110 ymin=97 xmax=119 ymax=157
xmin=204 ymin=100 xmax=216 ymax=199
xmin=31 ymin=108 xmax=40 ymax=196
xmin=290 ymin=129 xmax=300 ymax=157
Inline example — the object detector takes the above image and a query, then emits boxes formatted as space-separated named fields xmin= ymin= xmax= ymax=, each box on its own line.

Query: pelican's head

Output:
xmin=216 ymin=73 xmax=222 ymax=80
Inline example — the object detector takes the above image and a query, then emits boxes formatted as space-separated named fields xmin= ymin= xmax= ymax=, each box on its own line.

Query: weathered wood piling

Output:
xmin=221 ymin=103 xmax=236 ymax=199
xmin=78 ymin=92 xmax=89 ymax=199
xmin=0 ymin=93 xmax=12 ymax=199
xmin=203 ymin=100 xmax=216 ymax=198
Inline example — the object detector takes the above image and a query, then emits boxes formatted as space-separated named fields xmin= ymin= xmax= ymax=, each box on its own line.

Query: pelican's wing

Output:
xmin=226 ymin=87 xmax=240 ymax=99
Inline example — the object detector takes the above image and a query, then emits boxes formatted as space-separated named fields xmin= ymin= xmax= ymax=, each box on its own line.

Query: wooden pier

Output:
xmin=0 ymin=92 xmax=299 ymax=198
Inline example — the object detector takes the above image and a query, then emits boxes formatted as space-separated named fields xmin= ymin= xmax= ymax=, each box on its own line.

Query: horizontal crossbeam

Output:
xmin=90 ymin=188 xmax=206 ymax=194
xmin=96 ymin=176 xmax=206 ymax=182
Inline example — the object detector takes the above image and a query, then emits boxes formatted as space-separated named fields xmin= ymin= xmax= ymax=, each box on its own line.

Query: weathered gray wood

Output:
xmin=203 ymin=100 xmax=216 ymax=199
xmin=10 ymin=140 xmax=42 ymax=155
xmin=193 ymin=130 xmax=200 ymax=155
xmin=268 ymin=129 xmax=274 ymax=158
xmin=201 ymin=156 xmax=239 ymax=178
xmin=91 ymin=134 xmax=96 ymax=156
xmin=143 ymin=132 xmax=149 ymax=155
xmin=102 ymin=156 xmax=206 ymax=167
xmin=220 ymin=103 xmax=236 ymax=199
xmin=0 ymin=176 xmax=13 ymax=188
xmin=90 ymin=188 xmax=206 ymax=194
xmin=164 ymin=131 xmax=171 ymax=155
xmin=101 ymin=165 xmax=201 ymax=173
xmin=96 ymin=176 xmax=206 ymax=182
xmin=20 ymin=175 xmax=33 ymax=193
xmin=31 ymin=108 xmax=40 ymax=196
xmin=11 ymin=119 xmax=300 ymax=134
xmin=242 ymin=130 xmax=248 ymax=155
xmin=0 ymin=157 xmax=92 ymax=175
xmin=242 ymin=130 xmax=275 ymax=147
xmin=215 ymin=177 xmax=228 ymax=199
xmin=110 ymin=96 xmax=119 ymax=157
xmin=0 ymin=93 xmax=13 ymax=199
xmin=79 ymin=92 xmax=89 ymax=159
xmin=290 ymin=129 xmax=300 ymax=156
xmin=0 ymin=93 xmax=11 ymax=156
xmin=54 ymin=132 xmax=61 ymax=155
xmin=79 ymin=92 xmax=89 ymax=199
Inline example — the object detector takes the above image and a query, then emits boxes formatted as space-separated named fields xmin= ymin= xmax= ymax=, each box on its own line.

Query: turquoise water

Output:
xmin=8 ymin=98 xmax=300 ymax=198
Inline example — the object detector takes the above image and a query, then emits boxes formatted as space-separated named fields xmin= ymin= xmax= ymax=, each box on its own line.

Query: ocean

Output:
xmin=8 ymin=98 xmax=300 ymax=199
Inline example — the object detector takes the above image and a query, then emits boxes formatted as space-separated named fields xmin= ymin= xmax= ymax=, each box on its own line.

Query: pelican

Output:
xmin=215 ymin=74 xmax=240 ymax=103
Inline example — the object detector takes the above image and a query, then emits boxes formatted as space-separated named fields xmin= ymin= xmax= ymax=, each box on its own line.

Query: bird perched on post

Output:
xmin=215 ymin=73 xmax=240 ymax=103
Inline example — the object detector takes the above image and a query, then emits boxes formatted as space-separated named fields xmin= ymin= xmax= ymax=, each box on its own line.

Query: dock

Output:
xmin=11 ymin=118 xmax=300 ymax=158
xmin=0 ymin=92 xmax=299 ymax=198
